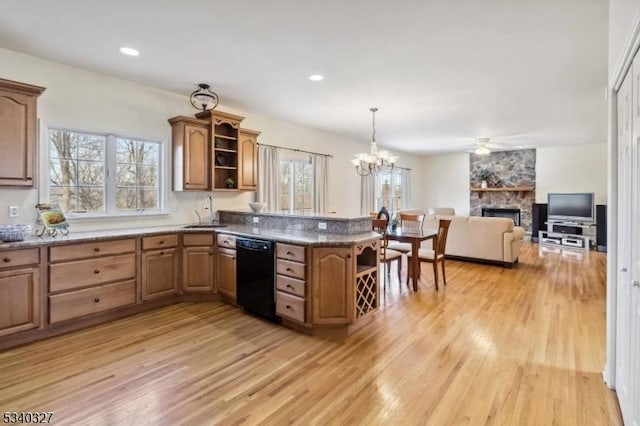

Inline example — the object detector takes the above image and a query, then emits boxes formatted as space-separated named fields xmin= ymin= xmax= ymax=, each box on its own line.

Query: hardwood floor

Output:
xmin=0 ymin=243 xmax=621 ymax=425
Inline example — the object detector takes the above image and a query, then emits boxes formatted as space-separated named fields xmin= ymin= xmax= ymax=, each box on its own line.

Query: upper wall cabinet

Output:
xmin=169 ymin=116 xmax=210 ymax=191
xmin=170 ymin=109 xmax=259 ymax=192
xmin=0 ymin=78 xmax=46 ymax=188
xmin=238 ymin=128 xmax=260 ymax=190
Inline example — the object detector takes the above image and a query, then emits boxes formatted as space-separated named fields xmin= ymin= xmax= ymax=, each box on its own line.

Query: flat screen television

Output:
xmin=547 ymin=193 xmax=594 ymax=223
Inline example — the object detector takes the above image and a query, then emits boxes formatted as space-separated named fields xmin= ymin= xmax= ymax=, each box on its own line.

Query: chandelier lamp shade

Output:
xmin=352 ymin=107 xmax=398 ymax=176
xmin=190 ymin=83 xmax=219 ymax=112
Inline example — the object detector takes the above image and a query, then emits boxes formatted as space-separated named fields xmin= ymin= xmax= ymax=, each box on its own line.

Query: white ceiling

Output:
xmin=0 ymin=0 xmax=608 ymax=154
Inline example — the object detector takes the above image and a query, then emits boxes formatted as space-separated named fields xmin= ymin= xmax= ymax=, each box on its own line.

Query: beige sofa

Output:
xmin=423 ymin=215 xmax=525 ymax=267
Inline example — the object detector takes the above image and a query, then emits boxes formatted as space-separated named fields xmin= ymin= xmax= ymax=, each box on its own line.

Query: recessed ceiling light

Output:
xmin=308 ymin=74 xmax=324 ymax=81
xmin=119 ymin=47 xmax=140 ymax=56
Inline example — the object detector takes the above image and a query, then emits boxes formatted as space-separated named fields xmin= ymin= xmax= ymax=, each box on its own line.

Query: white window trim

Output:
xmin=42 ymin=127 xmax=168 ymax=219
xmin=375 ymin=169 xmax=408 ymax=213
xmin=279 ymin=157 xmax=314 ymax=213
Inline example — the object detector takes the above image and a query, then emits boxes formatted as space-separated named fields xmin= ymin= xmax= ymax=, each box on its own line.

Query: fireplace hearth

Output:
xmin=482 ymin=207 xmax=521 ymax=226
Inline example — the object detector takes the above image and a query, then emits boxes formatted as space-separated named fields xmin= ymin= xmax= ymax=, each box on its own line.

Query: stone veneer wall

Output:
xmin=469 ymin=149 xmax=536 ymax=232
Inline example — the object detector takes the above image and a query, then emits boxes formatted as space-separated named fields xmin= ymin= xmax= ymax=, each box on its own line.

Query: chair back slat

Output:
xmin=371 ymin=218 xmax=389 ymax=257
xmin=400 ymin=213 xmax=425 ymax=233
xmin=435 ymin=219 xmax=452 ymax=256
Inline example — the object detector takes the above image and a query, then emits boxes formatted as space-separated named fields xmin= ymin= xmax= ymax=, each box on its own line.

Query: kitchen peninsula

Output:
xmin=0 ymin=211 xmax=380 ymax=349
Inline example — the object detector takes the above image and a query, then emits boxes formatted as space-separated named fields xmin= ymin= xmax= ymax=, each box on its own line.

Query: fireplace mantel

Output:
xmin=470 ymin=186 xmax=535 ymax=199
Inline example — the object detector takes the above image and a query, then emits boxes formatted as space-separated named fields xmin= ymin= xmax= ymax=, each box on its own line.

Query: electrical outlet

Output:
xmin=252 ymin=217 xmax=259 ymax=224
xmin=318 ymin=222 xmax=327 ymax=230
xmin=8 ymin=205 xmax=19 ymax=218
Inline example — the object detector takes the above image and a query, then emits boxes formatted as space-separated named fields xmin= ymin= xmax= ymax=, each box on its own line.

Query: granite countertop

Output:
xmin=218 ymin=209 xmax=371 ymax=221
xmin=0 ymin=224 xmax=380 ymax=250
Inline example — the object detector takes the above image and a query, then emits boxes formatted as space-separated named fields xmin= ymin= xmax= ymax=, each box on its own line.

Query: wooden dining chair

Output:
xmin=372 ymin=218 xmax=403 ymax=286
xmin=387 ymin=212 xmax=426 ymax=253
xmin=406 ymin=219 xmax=451 ymax=290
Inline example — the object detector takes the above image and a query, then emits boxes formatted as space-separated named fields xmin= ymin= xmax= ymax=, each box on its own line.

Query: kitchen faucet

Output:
xmin=193 ymin=209 xmax=202 ymax=225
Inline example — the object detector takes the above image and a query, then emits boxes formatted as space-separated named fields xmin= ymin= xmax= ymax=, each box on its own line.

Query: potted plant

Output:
xmin=478 ymin=168 xmax=492 ymax=188
xmin=390 ymin=213 xmax=400 ymax=231
xmin=225 ymin=177 xmax=235 ymax=189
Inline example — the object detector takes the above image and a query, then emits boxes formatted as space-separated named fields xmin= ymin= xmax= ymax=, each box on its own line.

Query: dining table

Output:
xmin=385 ymin=227 xmax=438 ymax=291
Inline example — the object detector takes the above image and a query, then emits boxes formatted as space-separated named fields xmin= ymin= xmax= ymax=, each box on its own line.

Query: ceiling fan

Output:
xmin=459 ymin=134 xmax=532 ymax=155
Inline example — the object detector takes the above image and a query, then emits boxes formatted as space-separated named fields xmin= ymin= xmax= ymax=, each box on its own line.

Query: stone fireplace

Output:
xmin=470 ymin=149 xmax=535 ymax=232
xmin=482 ymin=207 xmax=521 ymax=226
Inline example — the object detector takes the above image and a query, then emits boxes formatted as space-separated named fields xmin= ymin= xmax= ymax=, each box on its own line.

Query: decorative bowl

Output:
xmin=249 ymin=202 xmax=266 ymax=213
xmin=0 ymin=224 xmax=32 ymax=242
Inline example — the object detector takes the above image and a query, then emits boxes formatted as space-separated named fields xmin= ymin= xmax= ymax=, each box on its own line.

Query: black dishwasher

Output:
xmin=236 ymin=238 xmax=278 ymax=321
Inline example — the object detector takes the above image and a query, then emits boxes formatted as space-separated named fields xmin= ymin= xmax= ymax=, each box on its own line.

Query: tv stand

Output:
xmin=539 ymin=220 xmax=596 ymax=250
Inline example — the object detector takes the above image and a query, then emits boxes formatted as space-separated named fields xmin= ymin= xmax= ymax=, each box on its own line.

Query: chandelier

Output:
xmin=352 ymin=107 xmax=398 ymax=176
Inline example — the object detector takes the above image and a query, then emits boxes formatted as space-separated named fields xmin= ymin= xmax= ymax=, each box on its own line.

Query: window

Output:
xmin=48 ymin=129 xmax=161 ymax=215
xmin=375 ymin=169 xmax=409 ymax=212
xmin=279 ymin=157 xmax=314 ymax=214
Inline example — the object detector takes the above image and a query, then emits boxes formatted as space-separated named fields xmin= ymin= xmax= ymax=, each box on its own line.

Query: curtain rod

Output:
xmin=258 ymin=143 xmax=333 ymax=158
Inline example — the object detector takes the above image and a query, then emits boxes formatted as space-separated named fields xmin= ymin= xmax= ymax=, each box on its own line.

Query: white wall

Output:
xmin=420 ymin=144 xmax=608 ymax=215
xmin=0 ymin=47 xmax=422 ymax=230
xmin=420 ymin=153 xmax=470 ymax=215
xmin=535 ymin=143 xmax=608 ymax=204
xmin=609 ymin=0 xmax=640 ymax=79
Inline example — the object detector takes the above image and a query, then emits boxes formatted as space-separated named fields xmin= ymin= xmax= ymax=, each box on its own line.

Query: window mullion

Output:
xmin=105 ymin=135 xmax=116 ymax=213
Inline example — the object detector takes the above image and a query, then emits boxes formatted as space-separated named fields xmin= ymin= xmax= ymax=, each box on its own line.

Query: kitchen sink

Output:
xmin=183 ymin=224 xmax=228 ymax=229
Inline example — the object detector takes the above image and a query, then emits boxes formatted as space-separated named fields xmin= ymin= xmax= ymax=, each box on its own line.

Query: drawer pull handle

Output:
xmin=286 ymin=251 xmax=293 ymax=256
xmin=232 ymin=256 xmax=236 ymax=260
xmin=94 ymin=297 xmax=100 ymax=303
xmin=94 ymin=269 xmax=100 ymax=274
xmin=286 ymin=268 xmax=294 ymax=272
xmin=159 ymin=240 xmax=165 ymax=245
xmin=224 ymin=241 xmax=229 ymax=245
xmin=3 ymin=257 xmax=10 ymax=263
xmin=209 ymin=252 xmax=213 ymax=256
xmin=286 ymin=284 xmax=294 ymax=289
xmin=286 ymin=305 xmax=293 ymax=310
xmin=347 ymin=254 xmax=351 ymax=259
xmin=94 ymin=247 xmax=100 ymax=252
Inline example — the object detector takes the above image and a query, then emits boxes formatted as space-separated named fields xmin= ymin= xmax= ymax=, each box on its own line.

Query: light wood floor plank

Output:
xmin=0 ymin=243 xmax=622 ymax=425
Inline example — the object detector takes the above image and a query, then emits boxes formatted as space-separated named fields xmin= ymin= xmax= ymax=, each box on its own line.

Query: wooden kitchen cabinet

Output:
xmin=217 ymin=248 xmax=236 ymax=299
xmin=182 ymin=233 xmax=215 ymax=293
xmin=169 ymin=116 xmax=210 ymax=191
xmin=0 ymin=78 xmax=45 ymax=187
xmin=141 ymin=248 xmax=179 ymax=301
xmin=0 ymin=266 xmax=40 ymax=337
xmin=170 ymin=109 xmax=260 ymax=192
xmin=238 ymin=128 xmax=260 ymax=191
xmin=311 ymin=247 xmax=354 ymax=325
xmin=140 ymin=235 xmax=179 ymax=304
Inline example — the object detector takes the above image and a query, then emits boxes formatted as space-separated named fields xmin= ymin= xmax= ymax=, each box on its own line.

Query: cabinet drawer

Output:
xmin=276 ymin=243 xmax=306 ymax=262
xmin=217 ymin=234 xmax=236 ymax=249
xmin=50 ymin=239 xmax=135 ymax=262
xmin=50 ymin=254 xmax=136 ymax=293
xmin=276 ymin=274 xmax=306 ymax=298
xmin=0 ymin=248 xmax=40 ymax=269
xmin=276 ymin=291 xmax=305 ymax=323
xmin=183 ymin=233 xmax=214 ymax=247
xmin=49 ymin=280 xmax=136 ymax=323
xmin=276 ymin=259 xmax=305 ymax=280
xmin=142 ymin=234 xmax=179 ymax=251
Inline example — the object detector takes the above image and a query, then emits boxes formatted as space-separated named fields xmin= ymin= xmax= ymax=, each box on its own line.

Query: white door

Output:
xmin=629 ymin=56 xmax=640 ymax=426
xmin=616 ymin=64 xmax=634 ymax=423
